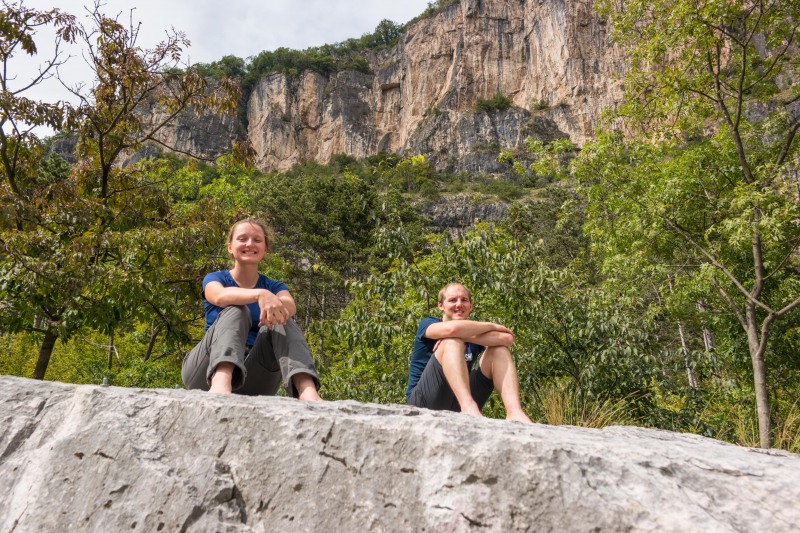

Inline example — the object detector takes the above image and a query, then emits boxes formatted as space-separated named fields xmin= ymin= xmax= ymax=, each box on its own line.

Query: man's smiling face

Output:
xmin=438 ymin=284 xmax=472 ymax=321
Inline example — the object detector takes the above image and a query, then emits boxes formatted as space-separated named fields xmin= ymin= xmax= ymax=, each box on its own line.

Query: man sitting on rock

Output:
xmin=406 ymin=282 xmax=532 ymax=423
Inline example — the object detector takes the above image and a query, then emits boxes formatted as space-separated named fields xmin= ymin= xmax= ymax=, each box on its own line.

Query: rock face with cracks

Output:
xmin=1 ymin=376 xmax=799 ymax=532
xmin=150 ymin=0 xmax=624 ymax=175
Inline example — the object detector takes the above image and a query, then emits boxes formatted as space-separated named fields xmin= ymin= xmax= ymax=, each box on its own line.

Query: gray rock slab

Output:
xmin=1 ymin=375 xmax=798 ymax=532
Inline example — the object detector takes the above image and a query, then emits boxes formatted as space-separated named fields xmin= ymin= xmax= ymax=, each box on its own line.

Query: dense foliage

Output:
xmin=590 ymin=0 xmax=800 ymax=449
xmin=0 ymin=2 xmax=237 ymax=379
xmin=474 ymin=94 xmax=513 ymax=113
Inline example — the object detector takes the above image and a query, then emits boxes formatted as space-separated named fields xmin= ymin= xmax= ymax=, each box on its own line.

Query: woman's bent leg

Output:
xmin=240 ymin=318 xmax=320 ymax=397
xmin=238 ymin=328 xmax=282 ymax=396
xmin=182 ymin=306 xmax=250 ymax=391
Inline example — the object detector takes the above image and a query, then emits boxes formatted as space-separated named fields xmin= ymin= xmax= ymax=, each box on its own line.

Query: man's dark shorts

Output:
xmin=408 ymin=354 xmax=493 ymax=412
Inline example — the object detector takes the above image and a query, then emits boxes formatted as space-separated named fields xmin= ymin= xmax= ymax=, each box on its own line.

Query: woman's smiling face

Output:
xmin=227 ymin=222 xmax=267 ymax=265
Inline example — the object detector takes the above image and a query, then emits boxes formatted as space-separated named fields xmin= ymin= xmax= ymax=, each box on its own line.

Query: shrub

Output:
xmin=530 ymin=98 xmax=549 ymax=111
xmin=474 ymin=93 xmax=513 ymax=112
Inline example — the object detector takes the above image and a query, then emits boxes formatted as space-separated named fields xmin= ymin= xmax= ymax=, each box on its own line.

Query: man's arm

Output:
xmin=425 ymin=320 xmax=513 ymax=347
xmin=469 ymin=330 xmax=514 ymax=347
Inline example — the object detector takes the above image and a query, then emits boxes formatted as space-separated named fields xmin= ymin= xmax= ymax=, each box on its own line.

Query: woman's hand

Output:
xmin=257 ymin=289 xmax=290 ymax=327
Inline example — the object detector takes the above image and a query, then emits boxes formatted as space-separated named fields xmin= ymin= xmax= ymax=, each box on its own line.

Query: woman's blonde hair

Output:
xmin=227 ymin=217 xmax=274 ymax=252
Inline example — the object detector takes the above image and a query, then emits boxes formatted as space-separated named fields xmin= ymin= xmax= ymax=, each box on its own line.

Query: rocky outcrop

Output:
xmin=2 ymin=376 xmax=799 ymax=532
xmin=141 ymin=81 xmax=248 ymax=163
xmin=156 ymin=0 xmax=623 ymax=174
xmin=419 ymin=193 xmax=510 ymax=233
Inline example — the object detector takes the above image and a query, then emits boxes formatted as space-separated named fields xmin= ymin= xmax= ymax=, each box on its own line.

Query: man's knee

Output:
xmin=433 ymin=338 xmax=467 ymax=364
xmin=478 ymin=345 xmax=515 ymax=376
xmin=483 ymin=345 xmax=512 ymax=360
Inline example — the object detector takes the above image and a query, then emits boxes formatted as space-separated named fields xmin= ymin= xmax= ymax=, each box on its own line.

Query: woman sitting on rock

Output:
xmin=182 ymin=217 xmax=322 ymax=400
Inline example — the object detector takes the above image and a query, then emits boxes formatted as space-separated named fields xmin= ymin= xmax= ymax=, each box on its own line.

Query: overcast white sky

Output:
xmin=26 ymin=0 xmax=432 ymax=62
xmin=10 ymin=0 xmax=433 ymax=133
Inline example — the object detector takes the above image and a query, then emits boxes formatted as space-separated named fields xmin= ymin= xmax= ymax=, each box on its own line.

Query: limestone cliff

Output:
xmin=2 ymin=376 xmax=799 ymax=532
xmin=420 ymin=193 xmax=510 ymax=234
xmin=160 ymin=0 xmax=624 ymax=174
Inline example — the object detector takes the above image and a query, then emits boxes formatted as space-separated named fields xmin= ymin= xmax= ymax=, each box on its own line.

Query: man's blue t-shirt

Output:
xmin=202 ymin=270 xmax=289 ymax=346
xmin=405 ymin=316 xmax=485 ymax=401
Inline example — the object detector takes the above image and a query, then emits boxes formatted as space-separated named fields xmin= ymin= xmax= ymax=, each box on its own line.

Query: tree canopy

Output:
xmin=586 ymin=0 xmax=800 ymax=448
xmin=0 ymin=1 xmax=238 ymax=379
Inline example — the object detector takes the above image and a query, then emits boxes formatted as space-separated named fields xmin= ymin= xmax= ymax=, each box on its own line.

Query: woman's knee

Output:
xmin=281 ymin=317 xmax=304 ymax=339
xmin=214 ymin=306 xmax=252 ymax=339
xmin=216 ymin=305 xmax=252 ymax=327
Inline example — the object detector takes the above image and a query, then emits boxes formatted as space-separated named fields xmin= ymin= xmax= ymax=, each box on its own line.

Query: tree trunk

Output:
xmin=677 ymin=322 xmax=699 ymax=389
xmin=32 ymin=327 xmax=58 ymax=380
xmin=318 ymin=287 xmax=326 ymax=356
xmin=745 ymin=305 xmax=772 ymax=448
xmin=305 ymin=276 xmax=312 ymax=329
xmin=696 ymin=300 xmax=716 ymax=351
xmin=107 ymin=330 xmax=115 ymax=370
xmin=143 ymin=321 xmax=159 ymax=361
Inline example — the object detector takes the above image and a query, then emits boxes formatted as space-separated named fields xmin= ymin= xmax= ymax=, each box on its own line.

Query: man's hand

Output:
xmin=470 ymin=328 xmax=515 ymax=348
xmin=427 ymin=320 xmax=515 ymax=348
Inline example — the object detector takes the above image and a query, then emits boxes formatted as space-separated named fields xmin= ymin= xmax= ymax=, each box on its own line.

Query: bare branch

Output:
xmin=712 ymin=276 xmax=747 ymax=329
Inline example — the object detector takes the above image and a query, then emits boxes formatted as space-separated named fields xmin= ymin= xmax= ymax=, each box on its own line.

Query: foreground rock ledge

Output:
xmin=1 ymin=376 xmax=798 ymax=532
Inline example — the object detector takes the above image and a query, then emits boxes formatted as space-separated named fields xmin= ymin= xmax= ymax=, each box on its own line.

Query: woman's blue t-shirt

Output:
xmin=202 ymin=270 xmax=289 ymax=346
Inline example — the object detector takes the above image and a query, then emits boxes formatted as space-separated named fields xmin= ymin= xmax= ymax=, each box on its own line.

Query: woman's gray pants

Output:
xmin=182 ymin=305 xmax=320 ymax=397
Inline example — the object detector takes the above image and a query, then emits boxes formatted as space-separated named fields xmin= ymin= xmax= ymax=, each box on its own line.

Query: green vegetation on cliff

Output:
xmin=194 ymin=1 xmax=459 ymax=92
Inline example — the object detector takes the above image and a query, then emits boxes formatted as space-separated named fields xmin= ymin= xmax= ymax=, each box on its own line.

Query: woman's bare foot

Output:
xmin=294 ymin=374 xmax=323 ymax=401
xmin=208 ymin=363 xmax=234 ymax=394
xmin=459 ymin=400 xmax=484 ymax=417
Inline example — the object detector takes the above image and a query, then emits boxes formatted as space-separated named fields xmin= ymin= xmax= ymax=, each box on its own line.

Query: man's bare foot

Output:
xmin=209 ymin=363 xmax=234 ymax=394
xmin=506 ymin=409 xmax=533 ymax=424
xmin=459 ymin=401 xmax=483 ymax=417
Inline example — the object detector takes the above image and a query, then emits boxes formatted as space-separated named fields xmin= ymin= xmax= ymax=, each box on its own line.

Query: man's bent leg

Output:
xmin=478 ymin=346 xmax=532 ymax=423
xmin=408 ymin=355 xmax=460 ymax=411
xmin=435 ymin=338 xmax=482 ymax=416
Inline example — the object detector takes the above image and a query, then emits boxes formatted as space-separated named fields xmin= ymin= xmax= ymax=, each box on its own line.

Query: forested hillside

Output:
xmin=1 ymin=0 xmax=799 ymax=452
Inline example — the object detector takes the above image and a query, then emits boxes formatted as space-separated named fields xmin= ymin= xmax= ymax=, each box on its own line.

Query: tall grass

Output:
xmin=722 ymin=401 xmax=799 ymax=454
xmin=538 ymin=382 xmax=636 ymax=428
xmin=773 ymin=402 xmax=800 ymax=453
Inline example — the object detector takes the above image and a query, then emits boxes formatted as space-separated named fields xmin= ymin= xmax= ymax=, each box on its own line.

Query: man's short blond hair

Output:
xmin=437 ymin=283 xmax=472 ymax=304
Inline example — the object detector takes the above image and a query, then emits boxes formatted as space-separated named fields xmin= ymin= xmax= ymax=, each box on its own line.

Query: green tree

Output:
xmin=364 ymin=19 xmax=403 ymax=48
xmin=0 ymin=2 xmax=76 ymax=200
xmin=194 ymin=55 xmax=246 ymax=79
xmin=474 ymin=94 xmax=513 ymax=113
xmin=587 ymin=0 xmax=800 ymax=447
xmin=327 ymin=225 xmax=662 ymax=420
xmin=0 ymin=3 xmax=236 ymax=379
xmin=248 ymin=164 xmax=422 ymax=336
